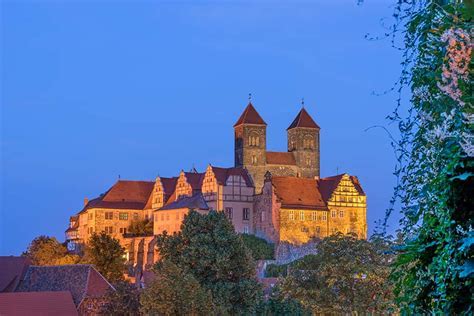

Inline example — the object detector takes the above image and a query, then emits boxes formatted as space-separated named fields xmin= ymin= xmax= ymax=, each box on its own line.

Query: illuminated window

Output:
xmin=243 ymin=225 xmax=250 ymax=234
xmin=252 ymin=155 xmax=257 ymax=164
xmin=119 ymin=213 xmax=128 ymax=220
xmin=133 ymin=213 xmax=138 ymax=220
xmin=105 ymin=212 xmax=113 ymax=220
xmin=289 ymin=210 xmax=295 ymax=220
xmin=311 ymin=212 xmax=317 ymax=221
xmin=331 ymin=210 xmax=337 ymax=218
xmin=322 ymin=213 xmax=327 ymax=221
xmin=299 ymin=211 xmax=305 ymax=221
xmin=339 ymin=210 xmax=344 ymax=218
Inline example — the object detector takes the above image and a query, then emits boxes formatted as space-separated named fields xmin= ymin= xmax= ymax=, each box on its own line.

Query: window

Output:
xmin=331 ymin=227 xmax=338 ymax=234
xmin=252 ymin=155 xmax=257 ymax=164
xmin=119 ymin=227 xmax=127 ymax=234
xmin=88 ymin=227 xmax=94 ymax=234
xmin=299 ymin=210 xmax=305 ymax=221
xmin=331 ymin=210 xmax=337 ymax=218
xmin=261 ymin=211 xmax=265 ymax=222
xmin=133 ymin=213 xmax=138 ymax=220
xmin=119 ymin=213 xmax=128 ymax=220
xmin=105 ymin=226 xmax=113 ymax=234
xmin=225 ymin=207 xmax=233 ymax=220
xmin=105 ymin=212 xmax=113 ymax=220
xmin=166 ymin=214 xmax=170 ymax=221
xmin=243 ymin=208 xmax=250 ymax=221
xmin=306 ymin=157 xmax=311 ymax=166
xmin=322 ymin=213 xmax=327 ymax=221
xmin=88 ymin=213 xmax=93 ymax=220
xmin=339 ymin=210 xmax=344 ymax=218
xmin=289 ymin=210 xmax=295 ymax=220
xmin=243 ymin=225 xmax=250 ymax=234
xmin=301 ymin=227 xmax=309 ymax=233
xmin=311 ymin=212 xmax=317 ymax=221
xmin=315 ymin=226 xmax=321 ymax=234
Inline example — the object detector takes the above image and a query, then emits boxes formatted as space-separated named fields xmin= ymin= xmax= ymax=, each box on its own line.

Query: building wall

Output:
xmin=287 ymin=127 xmax=320 ymax=178
xmin=253 ymin=181 xmax=280 ymax=243
xmin=77 ymin=208 xmax=147 ymax=244
xmin=153 ymin=208 xmax=188 ymax=235
xmin=279 ymin=208 xmax=329 ymax=244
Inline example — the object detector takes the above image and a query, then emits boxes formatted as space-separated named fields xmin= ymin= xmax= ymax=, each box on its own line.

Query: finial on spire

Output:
xmin=301 ymin=98 xmax=305 ymax=108
xmin=248 ymin=93 xmax=252 ymax=103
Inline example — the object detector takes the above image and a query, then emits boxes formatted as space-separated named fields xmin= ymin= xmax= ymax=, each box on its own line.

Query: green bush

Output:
xmin=265 ymin=263 xmax=288 ymax=278
xmin=240 ymin=234 xmax=275 ymax=260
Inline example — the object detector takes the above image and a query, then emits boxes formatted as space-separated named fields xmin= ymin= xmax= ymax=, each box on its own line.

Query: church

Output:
xmin=65 ymin=101 xmax=367 ymax=266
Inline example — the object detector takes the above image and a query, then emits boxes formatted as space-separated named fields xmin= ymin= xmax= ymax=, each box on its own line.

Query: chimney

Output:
xmin=84 ymin=197 xmax=89 ymax=206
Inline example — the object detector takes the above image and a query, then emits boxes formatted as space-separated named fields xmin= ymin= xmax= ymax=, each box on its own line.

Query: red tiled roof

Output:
xmin=271 ymin=177 xmax=327 ymax=210
xmin=79 ymin=180 xmax=154 ymax=212
xmin=287 ymin=108 xmax=320 ymax=130
xmin=0 ymin=256 xmax=31 ymax=292
xmin=266 ymin=152 xmax=296 ymax=165
xmin=184 ymin=172 xmax=205 ymax=190
xmin=0 ymin=291 xmax=78 ymax=316
xmin=211 ymin=166 xmax=254 ymax=187
xmin=234 ymin=103 xmax=267 ymax=127
xmin=16 ymin=265 xmax=114 ymax=307
xmin=317 ymin=174 xmax=366 ymax=202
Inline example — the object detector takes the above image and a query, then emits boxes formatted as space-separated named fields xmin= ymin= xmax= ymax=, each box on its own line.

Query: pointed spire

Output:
xmin=234 ymin=98 xmax=267 ymax=127
xmin=287 ymin=106 xmax=320 ymax=130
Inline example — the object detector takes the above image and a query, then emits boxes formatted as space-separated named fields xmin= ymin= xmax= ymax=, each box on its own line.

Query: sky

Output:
xmin=1 ymin=0 xmax=404 ymax=255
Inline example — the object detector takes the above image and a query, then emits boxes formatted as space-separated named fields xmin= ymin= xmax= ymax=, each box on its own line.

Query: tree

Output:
xmin=279 ymin=233 xmax=396 ymax=314
xmin=140 ymin=261 xmax=213 ymax=315
xmin=368 ymin=0 xmax=474 ymax=313
xmin=257 ymin=286 xmax=310 ymax=316
xmin=24 ymin=235 xmax=79 ymax=265
xmin=155 ymin=210 xmax=262 ymax=314
xmin=128 ymin=218 xmax=153 ymax=236
xmin=101 ymin=281 xmax=140 ymax=316
xmin=83 ymin=232 xmax=126 ymax=282
xmin=240 ymin=233 xmax=275 ymax=260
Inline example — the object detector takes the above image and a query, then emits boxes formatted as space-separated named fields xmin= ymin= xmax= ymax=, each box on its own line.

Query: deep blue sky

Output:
xmin=1 ymin=0 xmax=403 ymax=255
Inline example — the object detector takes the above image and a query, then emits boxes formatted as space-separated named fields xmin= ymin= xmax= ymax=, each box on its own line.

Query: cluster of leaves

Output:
xmin=256 ymin=286 xmax=311 ymax=315
xmin=265 ymin=263 xmax=288 ymax=278
xmin=141 ymin=210 xmax=262 ymax=315
xmin=380 ymin=0 xmax=473 ymax=313
xmin=127 ymin=218 xmax=153 ymax=236
xmin=240 ymin=233 xmax=275 ymax=260
xmin=82 ymin=232 xmax=126 ymax=282
xmin=278 ymin=233 xmax=396 ymax=314
xmin=24 ymin=236 xmax=80 ymax=265
xmin=100 ymin=281 xmax=141 ymax=315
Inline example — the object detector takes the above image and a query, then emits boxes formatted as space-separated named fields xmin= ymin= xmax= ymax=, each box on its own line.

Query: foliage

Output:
xmin=127 ymin=218 xmax=153 ymax=236
xmin=101 ymin=281 xmax=141 ymax=316
xmin=279 ymin=233 xmax=396 ymax=314
xmin=140 ymin=261 xmax=213 ymax=315
xmin=82 ymin=232 xmax=126 ymax=282
xmin=264 ymin=263 xmax=288 ymax=278
xmin=24 ymin=235 xmax=79 ymax=265
xmin=375 ymin=0 xmax=474 ymax=313
xmin=240 ymin=233 xmax=275 ymax=260
xmin=257 ymin=286 xmax=311 ymax=315
xmin=155 ymin=210 xmax=262 ymax=314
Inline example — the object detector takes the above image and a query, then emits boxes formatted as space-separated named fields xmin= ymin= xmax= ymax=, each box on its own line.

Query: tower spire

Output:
xmin=301 ymin=97 xmax=305 ymax=109
xmin=248 ymin=93 xmax=252 ymax=103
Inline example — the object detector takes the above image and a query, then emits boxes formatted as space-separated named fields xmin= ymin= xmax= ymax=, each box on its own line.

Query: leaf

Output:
xmin=450 ymin=172 xmax=474 ymax=181
xmin=459 ymin=260 xmax=474 ymax=278
xmin=459 ymin=231 xmax=474 ymax=252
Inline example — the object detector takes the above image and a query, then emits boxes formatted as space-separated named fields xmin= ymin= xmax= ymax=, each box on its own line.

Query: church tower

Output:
xmin=287 ymin=106 xmax=320 ymax=178
xmin=234 ymin=102 xmax=267 ymax=189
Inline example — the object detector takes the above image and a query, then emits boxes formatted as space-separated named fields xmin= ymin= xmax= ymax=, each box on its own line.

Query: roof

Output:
xmin=287 ymin=108 xmax=320 ymax=130
xmin=211 ymin=166 xmax=254 ymax=187
xmin=266 ymin=152 xmax=296 ymax=165
xmin=80 ymin=180 xmax=154 ymax=212
xmin=0 ymin=291 xmax=78 ymax=316
xmin=16 ymin=265 xmax=113 ymax=307
xmin=159 ymin=193 xmax=209 ymax=211
xmin=0 ymin=256 xmax=31 ymax=292
xmin=271 ymin=177 xmax=327 ymax=210
xmin=317 ymin=174 xmax=365 ymax=202
xmin=234 ymin=103 xmax=267 ymax=127
xmin=184 ymin=172 xmax=205 ymax=190
xmin=161 ymin=177 xmax=178 ymax=196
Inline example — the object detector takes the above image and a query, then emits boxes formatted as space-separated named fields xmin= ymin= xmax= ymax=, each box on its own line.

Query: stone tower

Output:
xmin=234 ymin=102 xmax=267 ymax=188
xmin=287 ymin=107 xmax=321 ymax=178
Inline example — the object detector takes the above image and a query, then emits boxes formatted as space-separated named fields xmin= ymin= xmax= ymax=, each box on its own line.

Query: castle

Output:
xmin=65 ymin=102 xmax=367 ymax=267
